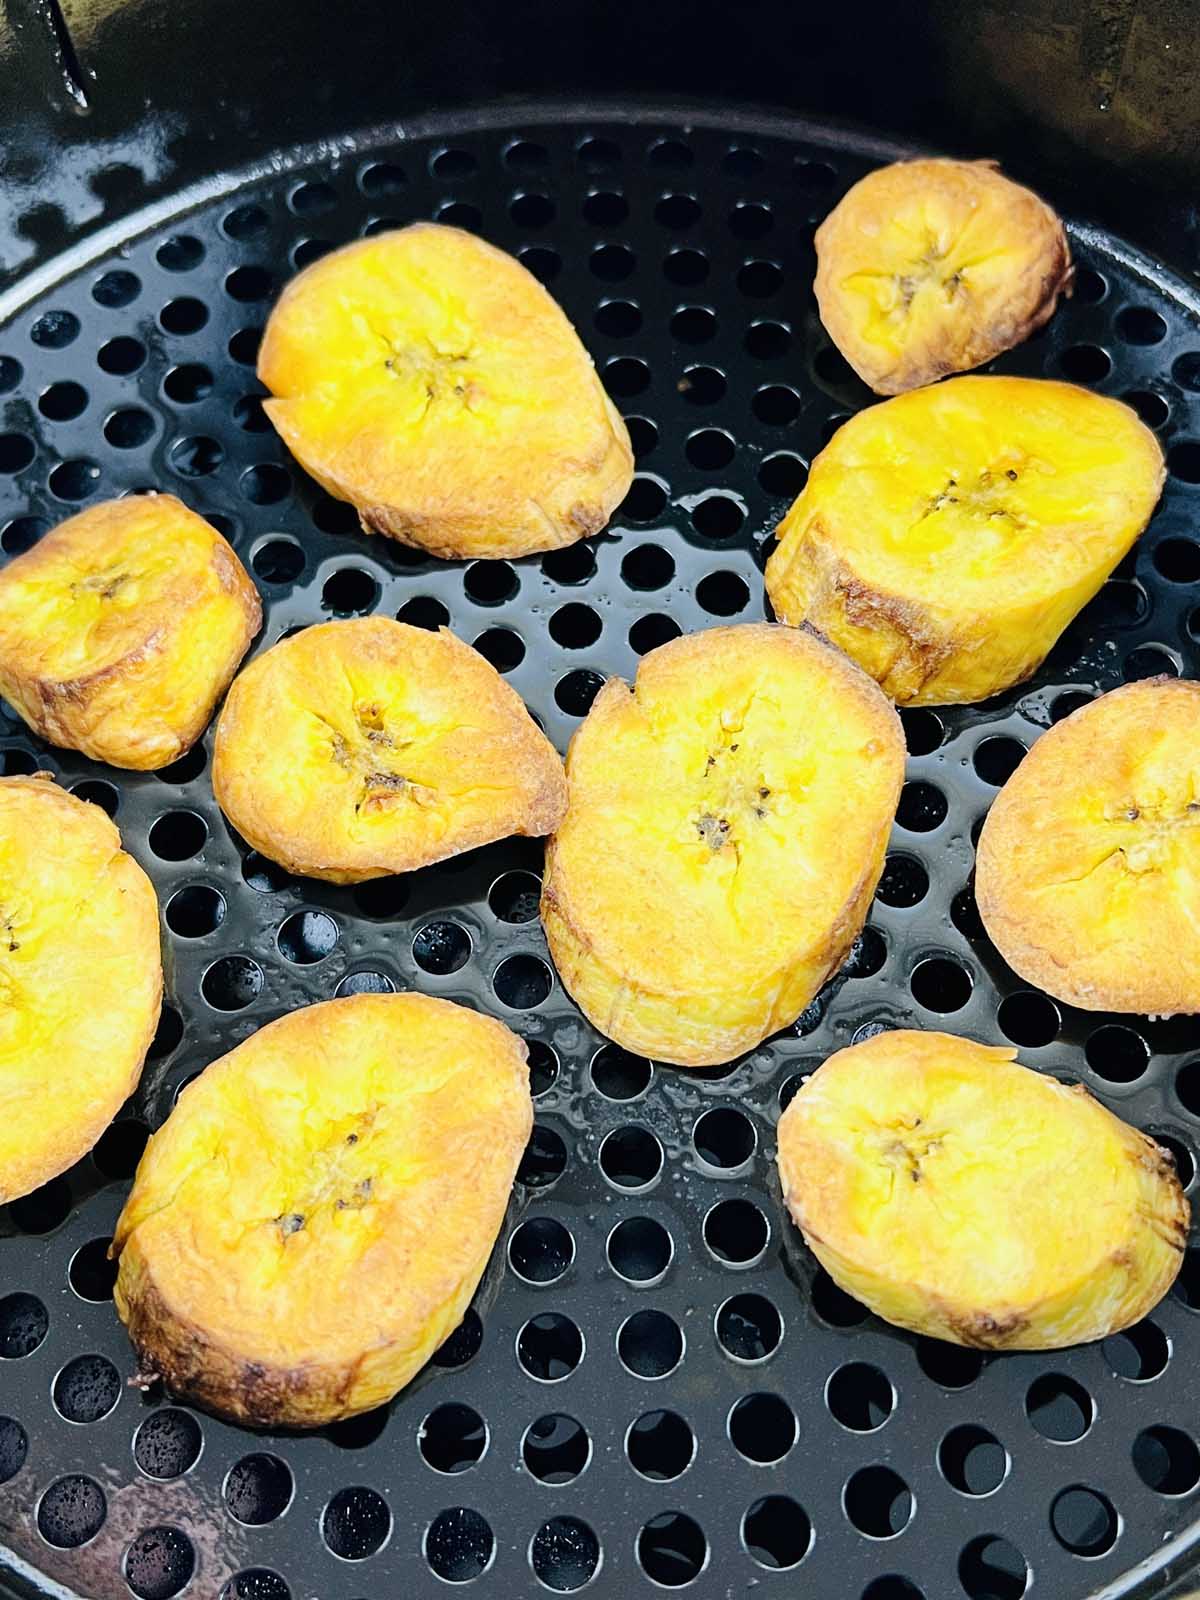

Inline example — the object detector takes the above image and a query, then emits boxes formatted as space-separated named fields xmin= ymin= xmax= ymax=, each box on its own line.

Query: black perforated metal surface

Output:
xmin=0 ymin=105 xmax=1199 ymax=1600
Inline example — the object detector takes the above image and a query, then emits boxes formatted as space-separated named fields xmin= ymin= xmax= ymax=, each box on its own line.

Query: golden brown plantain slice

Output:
xmin=815 ymin=157 xmax=1072 ymax=394
xmin=213 ymin=616 xmax=565 ymax=882
xmin=778 ymin=1029 xmax=1187 ymax=1349
xmin=258 ymin=224 xmax=633 ymax=559
xmin=0 ymin=494 xmax=260 ymax=770
xmin=0 ymin=776 xmax=161 ymax=1203
xmin=977 ymin=678 xmax=1200 ymax=1013
xmin=766 ymin=376 xmax=1163 ymax=705
xmin=541 ymin=624 xmax=904 ymax=1066
xmin=112 ymin=992 xmax=532 ymax=1425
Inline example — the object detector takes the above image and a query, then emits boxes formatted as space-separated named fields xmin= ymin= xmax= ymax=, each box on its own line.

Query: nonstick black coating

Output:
xmin=0 ymin=105 xmax=1199 ymax=1600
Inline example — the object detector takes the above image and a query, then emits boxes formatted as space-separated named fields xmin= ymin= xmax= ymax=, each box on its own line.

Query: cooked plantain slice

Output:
xmin=213 ymin=616 xmax=566 ymax=882
xmin=815 ymin=157 xmax=1072 ymax=394
xmin=0 ymin=494 xmax=261 ymax=770
xmin=778 ymin=1029 xmax=1187 ymax=1349
xmin=0 ymin=776 xmax=161 ymax=1203
xmin=978 ymin=678 xmax=1200 ymax=1013
xmin=541 ymin=624 xmax=904 ymax=1067
xmin=258 ymin=224 xmax=633 ymax=559
xmin=766 ymin=376 xmax=1163 ymax=705
xmin=112 ymin=993 xmax=531 ymax=1425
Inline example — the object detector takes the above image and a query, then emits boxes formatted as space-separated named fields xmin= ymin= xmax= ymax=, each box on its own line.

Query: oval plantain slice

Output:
xmin=978 ymin=678 xmax=1200 ymax=1014
xmin=541 ymin=623 xmax=904 ymax=1067
xmin=0 ymin=494 xmax=261 ymax=770
xmin=257 ymin=224 xmax=633 ymax=560
xmin=0 ymin=776 xmax=161 ymax=1203
xmin=765 ymin=376 xmax=1163 ymax=706
xmin=815 ymin=157 xmax=1072 ymax=394
xmin=112 ymin=993 xmax=532 ymax=1426
xmin=778 ymin=1029 xmax=1187 ymax=1349
xmin=213 ymin=617 xmax=566 ymax=882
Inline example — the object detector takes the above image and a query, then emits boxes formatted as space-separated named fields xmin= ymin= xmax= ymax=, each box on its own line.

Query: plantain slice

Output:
xmin=978 ymin=678 xmax=1200 ymax=1013
xmin=258 ymin=224 xmax=633 ymax=559
xmin=213 ymin=617 xmax=566 ymax=882
xmin=0 ymin=494 xmax=261 ymax=770
xmin=815 ymin=157 xmax=1072 ymax=394
xmin=766 ymin=376 xmax=1163 ymax=705
xmin=541 ymin=624 xmax=904 ymax=1067
xmin=112 ymin=993 xmax=532 ymax=1425
xmin=778 ymin=1029 xmax=1187 ymax=1349
xmin=0 ymin=776 xmax=161 ymax=1203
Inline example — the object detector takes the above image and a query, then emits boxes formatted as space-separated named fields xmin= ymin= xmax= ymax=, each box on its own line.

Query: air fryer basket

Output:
xmin=0 ymin=97 xmax=1199 ymax=1600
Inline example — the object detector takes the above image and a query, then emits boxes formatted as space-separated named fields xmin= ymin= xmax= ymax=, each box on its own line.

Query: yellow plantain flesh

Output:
xmin=0 ymin=494 xmax=260 ymax=769
xmin=978 ymin=678 xmax=1200 ymax=1013
xmin=778 ymin=1029 xmax=1187 ymax=1349
xmin=112 ymin=993 xmax=532 ymax=1426
xmin=815 ymin=157 xmax=1072 ymax=395
xmin=213 ymin=617 xmax=566 ymax=882
xmin=258 ymin=224 xmax=633 ymax=559
xmin=0 ymin=776 xmax=161 ymax=1203
xmin=766 ymin=376 xmax=1163 ymax=705
xmin=541 ymin=623 xmax=904 ymax=1066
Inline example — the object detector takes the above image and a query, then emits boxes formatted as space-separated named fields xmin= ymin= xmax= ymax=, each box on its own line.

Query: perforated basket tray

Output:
xmin=0 ymin=103 xmax=1199 ymax=1600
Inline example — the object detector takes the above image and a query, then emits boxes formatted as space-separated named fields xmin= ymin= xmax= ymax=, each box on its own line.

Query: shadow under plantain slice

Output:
xmin=257 ymin=223 xmax=633 ymax=560
xmin=541 ymin=623 xmax=904 ymax=1067
xmin=0 ymin=494 xmax=260 ymax=770
xmin=112 ymin=993 xmax=532 ymax=1426
xmin=766 ymin=376 xmax=1164 ymax=706
xmin=815 ymin=157 xmax=1072 ymax=395
xmin=778 ymin=1029 xmax=1187 ymax=1350
xmin=978 ymin=678 xmax=1200 ymax=1014
xmin=213 ymin=617 xmax=565 ymax=882
xmin=0 ymin=776 xmax=161 ymax=1203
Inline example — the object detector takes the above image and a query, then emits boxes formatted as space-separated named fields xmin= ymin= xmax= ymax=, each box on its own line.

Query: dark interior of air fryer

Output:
xmin=1 ymin=1 xmax=1199 ymax=1597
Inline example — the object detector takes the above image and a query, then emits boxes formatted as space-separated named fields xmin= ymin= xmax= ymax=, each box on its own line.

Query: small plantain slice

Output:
xmin=815 ymin=157 xmax=1072 ymax=395
xmin=112 ymin=993 xmax=532 ymax=1426
xmin=766 ymin=376 xmax=1163 ymax=705
xmin=257 ymin=224 xmax=634 ymax=559
xmin=213 ymin=617 xmax=566 ymax=882
xmin=0 ymin=494 xmax=261 ymax=770
xmin=778 ymin=1029 xmax=1187 ymax=1349
xmin=541 ymin=624 xmax=904 ymax=1067
xmin=0 ymin=776 xmax=161 ymax=1203
xmin=978 ymin=678 xmax=1200 ymax=1014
